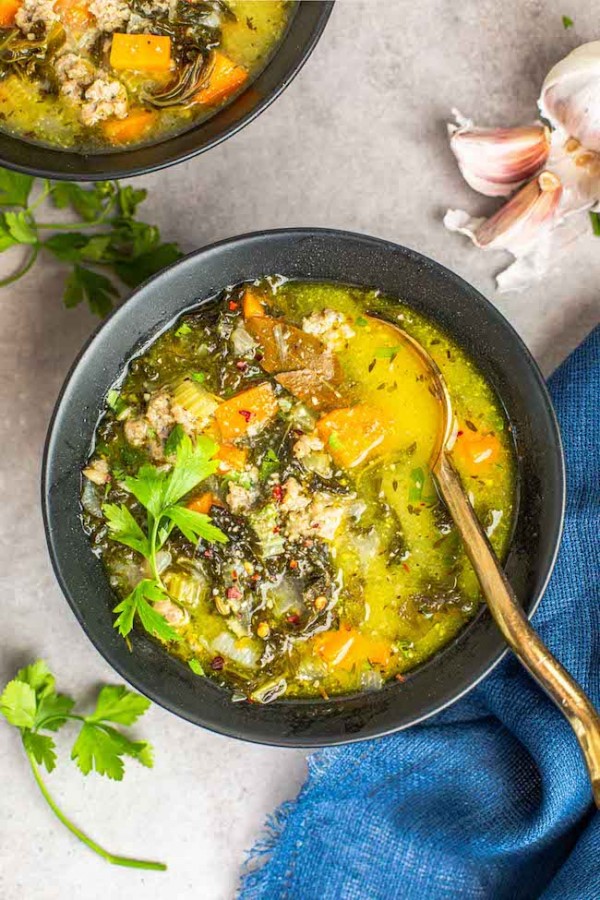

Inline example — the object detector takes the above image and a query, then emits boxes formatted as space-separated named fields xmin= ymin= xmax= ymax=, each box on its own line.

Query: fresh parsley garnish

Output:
xmin=175 ymin=323 xmax=192 ymax=337
xmin=589 ymin=211 xmax=600 ymax=236
xmin=191 ymin=372 xmax=205 ymax=383
xmin=0 ymin=171 xmax=182 ymax=315
xmin=562 ymin=14 xmax=574 ymax=28
xmin=188 ymin=659 xmax=205 ymax=676
xmin=328 ymin=432 xmax=343 ymax=451
xmin=355 ymin=316 xmax=368 ymax=327
xmin=375 ymin=346 xmax=401 ymax=359
xmin=0 ymin=660 xmax=165 ymax=870
xmin=259 ymin=448 xmax=280 ymax=480
xmin=104 ymin=433 xmax=228 ymax=642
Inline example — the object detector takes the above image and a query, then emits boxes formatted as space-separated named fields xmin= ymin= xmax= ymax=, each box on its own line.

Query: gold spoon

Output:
xmin=367 ymin=315 xmax=600 ymax=806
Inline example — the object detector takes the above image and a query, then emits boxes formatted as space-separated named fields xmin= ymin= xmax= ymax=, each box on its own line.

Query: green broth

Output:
xmin=82 ymin=279 xmax=516 ymax=703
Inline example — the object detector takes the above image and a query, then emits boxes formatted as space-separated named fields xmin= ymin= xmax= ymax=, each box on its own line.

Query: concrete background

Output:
xmin=0 ymin=2 xmax=598 ymax=898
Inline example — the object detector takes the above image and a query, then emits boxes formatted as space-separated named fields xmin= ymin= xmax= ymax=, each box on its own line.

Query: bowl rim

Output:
xmin=0 ymin=1 xmax=334 ymax=181
xmin=42 ymin=227 xmax=566 ymax=747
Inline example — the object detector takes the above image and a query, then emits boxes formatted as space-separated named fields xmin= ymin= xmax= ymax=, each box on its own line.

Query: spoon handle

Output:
xmin=435 ymin=453 xmax=600 ymax=807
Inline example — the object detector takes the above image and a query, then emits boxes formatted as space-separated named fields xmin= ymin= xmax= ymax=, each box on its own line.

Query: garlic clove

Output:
xmin=445 ymin=171 xmax=562 ymax=253
xmin=546 ymin=127 xmax=600 ymax=214
xmin=449 ymin=111 xmax=550 ymax=197
xmin=539 ymin=41 xmax=600 ymax=153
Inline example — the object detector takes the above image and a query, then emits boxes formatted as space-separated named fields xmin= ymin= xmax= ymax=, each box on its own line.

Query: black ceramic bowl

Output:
xmin=43 ymin=229 xmax=565 ymax=746
xmin=1 ymin=2 xmax=333 ymax=181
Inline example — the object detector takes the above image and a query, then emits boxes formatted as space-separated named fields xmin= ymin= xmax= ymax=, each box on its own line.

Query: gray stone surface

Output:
xmin=0 ymin=2 xmax=598 ymax=898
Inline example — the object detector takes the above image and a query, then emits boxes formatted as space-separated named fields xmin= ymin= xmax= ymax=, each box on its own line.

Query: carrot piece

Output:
xmin=214 ymin=382 xmax=278 ymax=442
xmin=194 ymin=50 xmax=248 ymax=106
xmin=102 ymin=109 xmax=157 ymax=145
xmin=54 ymin=0 xmax=94 ymax=32
xmin=110 ymin=33 xmax=172 ymax=72
xmin=242 ymin=288 xmax=265 ymax=320
xmin=317 ymin=405 xmax=387 ymax=469
xmin=216 ymin=442 xmax=248 ymax=473
xmin=187 ymin=492 xmax=222 ymax=515
xmin=314 ymin=626 xmax=391 ymax=670
xmin=453 ymin=426 xmax=501 ymax=474
xmin=0 ymin=0 xmax=21 ymax=27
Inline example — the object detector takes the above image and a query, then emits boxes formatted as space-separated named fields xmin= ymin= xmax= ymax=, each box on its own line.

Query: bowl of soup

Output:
xmin=0 ymin=1 xmax=332 ymax=179
xmin=43 ymin=229 xmax=564 ymax=745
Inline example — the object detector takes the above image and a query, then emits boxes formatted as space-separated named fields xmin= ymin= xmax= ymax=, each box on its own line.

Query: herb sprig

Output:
xmin=0 ymin=169 xmax=182 ymax=315
xmin=105 ymin=430 xmax=228 ymax=642
xmin=0 ymin=660 xmax=166 ymax=870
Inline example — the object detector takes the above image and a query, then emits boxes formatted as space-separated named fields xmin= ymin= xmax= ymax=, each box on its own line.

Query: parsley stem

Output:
xmin=149 ymin=516 xmax=165 ymax=589
xmin=25 ymin=748 xmax=167 ymax=871
xmin=28 ymin=180 xmax=52 ymax=213
xmin=0 ymin=244 xmax=40 ymax=287
xmin=36 ymin=197 xmax=116 ymax=231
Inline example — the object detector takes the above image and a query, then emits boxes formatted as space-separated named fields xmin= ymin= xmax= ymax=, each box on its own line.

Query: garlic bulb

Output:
xmin=540 ymin=42 xmax=600 ymax=153
xmin=445 ymin=42 xmax=600 ymax=291
xmin=449 ymin=111 xmax=550 ymax=197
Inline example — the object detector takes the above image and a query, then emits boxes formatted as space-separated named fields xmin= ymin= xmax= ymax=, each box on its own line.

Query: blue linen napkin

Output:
xmin=240 ymin=326 xmax=600 ymax=900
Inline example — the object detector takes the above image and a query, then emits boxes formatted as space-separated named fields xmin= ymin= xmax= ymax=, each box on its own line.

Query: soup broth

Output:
xmin=82 ymin=279 xmax=516 ymax=703
xmin=0 ymin=1 xmax=293 ymax=152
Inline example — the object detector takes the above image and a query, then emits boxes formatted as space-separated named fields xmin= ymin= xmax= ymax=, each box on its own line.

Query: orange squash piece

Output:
xmin=317 ymin=405 xmax=387 ymax=469
xmin=103 ymin=109 xmax=157 ymax=145
xmin=54 ymin=0 xmax=94 ymax=33
xmin=194 ymin=50 xmax=248 ymax=106
xmin=187 ymin=492 xmax=222 ymax=515
xmin=110 ymin=33 xmax=172 ymax=72
xmin=314 ymin=626 xmax=391 ymax=670
xmin=216 ymin=442 xmax=248 ymax=473
xmin=214 ymin=382 xmax=278 ymax=442
xmin=453 ymin=426 xmax=501 ymax=474
xmin=242 ymin=288 xmax=265 ymax=320
xmin=0 ymin=0 xmax=21 ymax=27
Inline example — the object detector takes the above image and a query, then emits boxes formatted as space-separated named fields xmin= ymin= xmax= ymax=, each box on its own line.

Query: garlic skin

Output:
xmin=449 ymin=111 xmax=550 ymax=197
xmin=540 ymin=42 xmax=600 ymax=153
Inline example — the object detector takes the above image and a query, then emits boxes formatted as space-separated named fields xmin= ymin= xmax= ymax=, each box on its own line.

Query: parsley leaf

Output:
xmin=113 ymin=579 xmax=181 ymax=642
xmin=589 ymin=211 xmax=600 ymax=236
xmin=164 ymin=506 xmax=228 ymax=544
xmin=188 ymin=659 xmax=205 ymax=676
xmin=117 ymin=185 xmax=147 ymax=219
xmin=5 ymin=210 xmax=37 ymax=244
xmin=63 ymin=265 xmax=119 ymax=317
xmin=103 ymin=504 xmax=151 ymax=557
xmin=259 ymin=448 xmax=280 ymax=481
xmin=162 ymin=434 xmax=219 ymax=507
xmin=0 ymin=679 xmax=37 ymax=728
xmin=328 ymin=432 xmax=343 ymax=451
xmin=0 ymin=170 xmax=34 ymax=207
xmin=562 ymin=14 xmax=574 ymax=28
xmin=87 ymin=685 xmax=151 ymax=726
xmin=375 ymin=345 xmax=401 ymax=359
xmin=22 ymin=731 xmax=58 ymax=773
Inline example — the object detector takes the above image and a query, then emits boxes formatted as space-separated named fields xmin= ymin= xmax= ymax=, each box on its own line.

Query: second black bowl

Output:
xmin=42 ymin=228 xmax=565 ymax=746
xmin=1 ymin=2 xmax=333 ymax=181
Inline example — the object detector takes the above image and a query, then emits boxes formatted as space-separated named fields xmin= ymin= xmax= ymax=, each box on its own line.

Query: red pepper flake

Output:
xmin=457 ymin=430 xmax=464 ymax=437
xmin=231 ymin=570 xmax=238 ymax=580
xmin=272 ymin=525 xmax=280 ymax=534
xmin=395 ymin=673 xmax=406 ymax=683
xmin=251 ymin=573 xmax=261 ymax=582
xmin=204 ymin=549 xmax=213 ymax=558
xmin=228 ymin=300 xmax=239 ymax=311
xmin=210 ymin=656 xmax=225 ymax=671
xmin=239 ymin=409 xmax=252 ymax=422
xmin=272 ymin=484 xmax=283 ymax=502
xmin=289 ymin=559 xmax=298 ymax=570
xmin=227 ymin=586 xmax=242 ymax=601
xmin=236 ymin=360 xmax=248 ymax=372
xmin=402 ymin=562 xmax=410 ymax=573
xmin=286 ymin=614 xmax=301 ymax=626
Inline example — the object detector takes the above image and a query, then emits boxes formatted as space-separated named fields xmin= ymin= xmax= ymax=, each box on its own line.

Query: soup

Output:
xmin=0 ymin=0 xmax=293 ymax=151
xmin=82 ymin=280 xmax=516 ymax=703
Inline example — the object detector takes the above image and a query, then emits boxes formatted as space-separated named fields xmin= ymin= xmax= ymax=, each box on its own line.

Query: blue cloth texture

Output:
xmin=240 ymin=327 xmax=600 ymax=900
